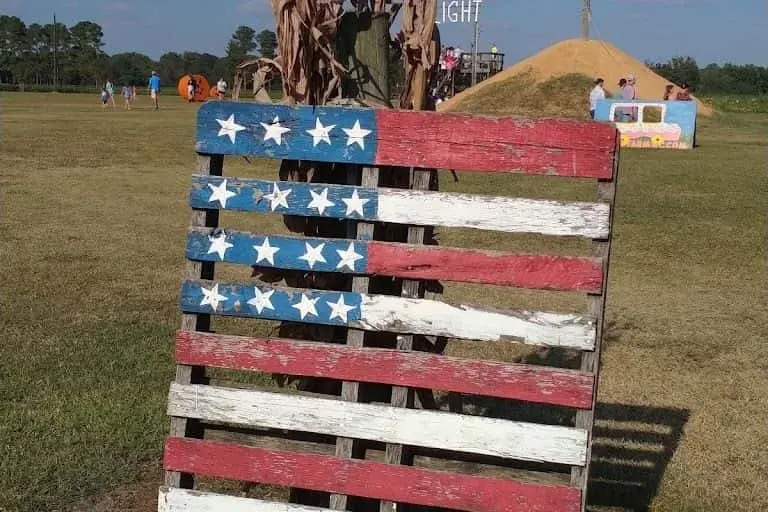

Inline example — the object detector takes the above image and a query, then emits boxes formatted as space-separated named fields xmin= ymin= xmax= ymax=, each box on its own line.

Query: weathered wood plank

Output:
xmin=167 ymin=383 xmax=588 ymax=465
xmin=194 ymin=102 xmax=616 ymax=178
xmin=187 ymin=228 xmax=603 ymax=292
xmin=174 ymin=331 xmax=594 ymax=408
xmin=164 ymin=438 xmax=582 ymax=512
xmin=188 ymin=175 xmax=611 ymax=238
xmin=159 ymin=487 xmax=332 ymax=512
xmin=178 ymin=280 xmax=597 ymax=350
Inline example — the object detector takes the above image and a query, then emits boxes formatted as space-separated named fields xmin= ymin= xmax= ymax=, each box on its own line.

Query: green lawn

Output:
xmin=0 ymin=92 xmax=766 ymax=511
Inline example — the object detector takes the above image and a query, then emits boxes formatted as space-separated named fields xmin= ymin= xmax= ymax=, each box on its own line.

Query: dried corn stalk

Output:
xmin=398 ymin=0 xmax=439 ymax=109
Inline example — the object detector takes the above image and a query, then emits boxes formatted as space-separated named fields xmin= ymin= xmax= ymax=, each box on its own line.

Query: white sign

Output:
xmin=436 ymin=0 xmax=482 ymax=24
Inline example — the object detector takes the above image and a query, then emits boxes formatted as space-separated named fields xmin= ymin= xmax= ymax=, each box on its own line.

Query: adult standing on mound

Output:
xmin=148 ymin=71 xmax=160 ymax=110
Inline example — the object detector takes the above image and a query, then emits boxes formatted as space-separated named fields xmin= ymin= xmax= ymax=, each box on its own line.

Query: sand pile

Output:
xmin=439 ymin=38 xmax=713 ymax=116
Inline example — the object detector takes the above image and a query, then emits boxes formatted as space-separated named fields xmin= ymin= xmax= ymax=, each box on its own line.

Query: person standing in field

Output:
xmin=663 ymin=84 xmax=676 ymax=101
xmin=589 ymin=77 xmax=606 ymax=119
xmin=105 ymin=79 xmax=116 ymax=108
xmin=100 ymin=86 xmax=109 ymax=109
xmin=676 ymin=83 xmax=692 ymax=100
xmin=122 ymin=84 xmax=132 ymax=110
xmin=216 ymin=77 xmax=227 ymax=100
xmin=622 ymin=74 xmax=637 ymax=121
xmin=148 ymin=71 xmax=160 ymax=110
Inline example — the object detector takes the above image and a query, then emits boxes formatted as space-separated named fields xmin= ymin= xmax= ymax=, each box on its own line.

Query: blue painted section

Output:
xmin=594 ymin=99 xmax=697 ymax=149
xmin=186 ymin=230 xmax=370 ymax=273
xmin=180 ymin=280 xmax=363 ymax=326
xmin=196 ymin=102 xmax=378 ymax=163
xmin=189 ymin=176 xmax=379 ymax=220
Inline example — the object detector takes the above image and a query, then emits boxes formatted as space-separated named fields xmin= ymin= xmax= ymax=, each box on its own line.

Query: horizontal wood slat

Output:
xmin=179 ymin=280 xmax=597 ymax=350
xmin=164 ymin=438 xmax=582 ymax=512
xmin=175 ymin=331 xmax=595 ymax=408
xmin=195 ymin=102 xmax=616 ymax=179
xmin=187 ymin=228 xmax=604 ymax=292
xmin=189 ymin=176 xmax=611 ymax=238
xmin=159 ymin=487 xmax=332 ymax=512
xmin=167 ymin=383 xmax=588 ymax=465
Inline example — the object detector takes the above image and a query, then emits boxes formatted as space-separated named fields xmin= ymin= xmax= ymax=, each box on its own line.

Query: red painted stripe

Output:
xmin=368 ymin=243 xmax=603 ymax=292
xmin=375 ymin=110 xmax=617 ymax=179
xmin=164 ymin=438 xmax=581 ymax=512
xmin=175 ymin=331 xmax=594 ymax=408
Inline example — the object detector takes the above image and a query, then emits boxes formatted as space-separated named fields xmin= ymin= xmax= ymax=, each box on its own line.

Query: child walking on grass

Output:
xmin=122 ymin=85 xmax=132 ymax=110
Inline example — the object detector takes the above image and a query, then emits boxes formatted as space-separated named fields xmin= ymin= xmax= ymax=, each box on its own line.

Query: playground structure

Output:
xmin=176 ymin=74 xmax=210 ymax=102
xmin=437 ymin=51 xmax=505 ymax=98
xmin=595 ymin=98 xmax=697 ymax=149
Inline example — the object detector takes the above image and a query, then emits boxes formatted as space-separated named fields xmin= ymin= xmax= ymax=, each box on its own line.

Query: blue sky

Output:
xmin=3 ymin=0 xmax=766 ymax=65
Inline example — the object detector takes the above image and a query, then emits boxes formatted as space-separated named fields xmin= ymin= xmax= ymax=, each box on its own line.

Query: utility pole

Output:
xmin=582 ymin=0 xmax=591 ymax=39
xmin=471 ymin=19 xmax=479 ymax=86
xmin=53 ymin=12 xmax=58 ymax=90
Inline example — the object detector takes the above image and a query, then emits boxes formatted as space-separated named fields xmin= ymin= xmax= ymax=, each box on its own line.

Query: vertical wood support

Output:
xmin=329 ymin=165 xmax=380 ymax=511
xmin=165 ymin=153 xmax=223 ymax=489
xmin=571 ymin=138 xmax=619 ymax=510
xmin=379 ymin=168 xmax=432 ymax=512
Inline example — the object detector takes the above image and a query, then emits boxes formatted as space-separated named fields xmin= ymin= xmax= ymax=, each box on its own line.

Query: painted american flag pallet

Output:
xmin=161 ymin=101 xmax=620 ymax=512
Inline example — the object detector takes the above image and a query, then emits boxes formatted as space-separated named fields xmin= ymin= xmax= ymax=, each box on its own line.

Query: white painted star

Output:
xmin=260 ymin=116 xmax=291 ymax=145
xmin=200 ymin=283 xmax=227 ymax=312
xmin=342 ymin=120 xmax=372 ymax=149
xmin=341 ymin=189 xmax=370 ymax=217
xmin=216 ymin=113 xmax=246 ymax=143
xmin=308 ymin=188 xmax=335 ymax=215
xmin=264 ymin=182 xmax=292 ymax=211
xmin=336 ymin=242 xmax=363 ymax=271
xmin=207 ymin=179 xmax=237 ymax=208
xmin=326 ymin=294 xmax=356 ymax=323
xmin=247 ymin=287 xmax=275 ymax=314
xmin=292 ymin=293 xmax=319 ymax=320
xmin=253 ymin=237 xmax=280 ymax=265
xmin=306 ymin=118 xmax=335 ymax=146
xmin=206 ymin=231 xmax=233 ymax=260
xmin=298 ymin=242 xmax=327 ymax=269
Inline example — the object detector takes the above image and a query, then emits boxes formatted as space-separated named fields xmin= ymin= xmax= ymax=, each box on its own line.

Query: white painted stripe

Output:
xmin=357 ymin=295 xmax=595 ymax=350
xmin=377 ymin=188 xmax=610 ymax=238
xmin=168 ymin=383 xmax=588 ymax=466
xmin=158 ymin=487 xmax=332 ymax=512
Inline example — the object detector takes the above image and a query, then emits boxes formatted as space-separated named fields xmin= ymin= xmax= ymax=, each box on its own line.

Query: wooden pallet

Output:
xmin=160 ymin=102 xmax=620 ymax=512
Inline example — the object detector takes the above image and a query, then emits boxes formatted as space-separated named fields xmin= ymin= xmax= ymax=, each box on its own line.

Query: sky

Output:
xmin=2 ymin=0 xmax=767 ymax=66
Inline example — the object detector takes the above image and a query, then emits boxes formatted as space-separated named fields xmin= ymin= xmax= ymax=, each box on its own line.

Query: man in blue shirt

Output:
xmin=148 ymin=71 xmax=160 ymax=110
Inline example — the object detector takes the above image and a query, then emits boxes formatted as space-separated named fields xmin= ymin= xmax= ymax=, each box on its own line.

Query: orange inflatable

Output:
xmin=177 ymin=74 xmax=210 ymax=102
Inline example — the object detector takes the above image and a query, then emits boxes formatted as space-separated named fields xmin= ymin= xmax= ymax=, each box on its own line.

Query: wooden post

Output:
xmin=330 ymin=8 xmax=391 ymax=511
xmin=164 ymin=153 xmax=223 ymax=489
xmin=570 ymin=136 xmax=619 ymax=509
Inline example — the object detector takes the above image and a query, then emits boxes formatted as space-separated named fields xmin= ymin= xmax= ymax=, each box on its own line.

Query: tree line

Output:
xmin=0 ymin=15 xmax=277 ymax=88
xmin=647 ymin=56 xmax=768 ymax=95
xmin=2 ymin=14 xmax=767 ymax=95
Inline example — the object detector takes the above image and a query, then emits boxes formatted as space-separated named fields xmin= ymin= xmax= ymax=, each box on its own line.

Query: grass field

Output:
xmin=0 ymin=92 xmax=766 ymax=512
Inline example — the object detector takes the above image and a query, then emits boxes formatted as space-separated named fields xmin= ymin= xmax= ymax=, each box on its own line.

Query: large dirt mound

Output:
xmin=439 ymin=38 xmax=713 ymax=116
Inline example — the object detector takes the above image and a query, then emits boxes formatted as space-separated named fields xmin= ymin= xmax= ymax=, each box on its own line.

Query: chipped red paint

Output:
xmin=375 ymin=110 xmax=617 ymax=178
xmin=164 ymin=437 xmax=582 ymax=512
xmin=368 ymin=243 xmax=603 ymax=292
xmin=175 ymin=331 xmax=595 ymax=408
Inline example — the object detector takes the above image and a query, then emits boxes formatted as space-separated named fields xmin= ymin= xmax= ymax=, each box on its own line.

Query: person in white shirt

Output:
xmin=216 ymin=78 xmax=228 ymax=100
xmin=589 ymin=77 xmax=606 ymax=119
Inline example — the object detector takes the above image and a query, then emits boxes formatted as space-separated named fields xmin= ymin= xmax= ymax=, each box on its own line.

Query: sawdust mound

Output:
xmin=439 ymin=38 xmax=713 ymax=116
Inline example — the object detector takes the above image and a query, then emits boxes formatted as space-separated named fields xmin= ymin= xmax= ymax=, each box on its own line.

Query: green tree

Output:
xmin=224 ymin=25 xmax=257 ymax=77
xmin=109 ymin=52 xmax=156 ymax=86
xmin=68 ymin=21 xmax=105 ymax=84
xmin=256 ymin=29 xmax=277 ymax=59
xmin=158 ymin=52 xmax=184 ymax=84
xmin=0 ymin=15 xmax=28 ymax=83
